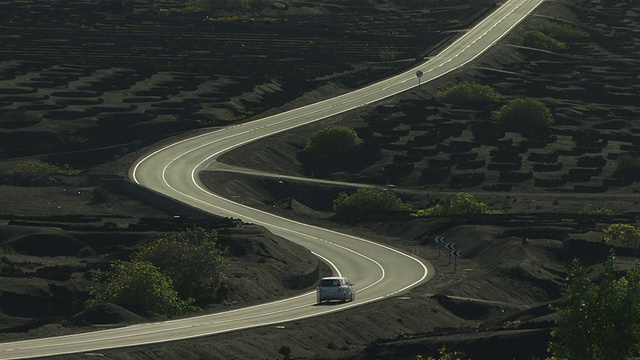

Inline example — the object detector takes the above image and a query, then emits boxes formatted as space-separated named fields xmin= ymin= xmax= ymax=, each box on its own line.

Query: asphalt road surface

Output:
xmin=0 ymin=1 xmax=544 ymax=358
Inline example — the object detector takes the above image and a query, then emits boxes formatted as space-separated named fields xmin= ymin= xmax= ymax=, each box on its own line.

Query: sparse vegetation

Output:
xmin=412 ymin=192 xmax=501 ymax=217
xmin=333 ymin=188 xmax=412 ymax=216
xmin=12 ymin=160 xmax=80 ymax=176
xmin=578 ymin=202 xmax=615 ymax=215
xmin=491 ymin=98 xmax=554 ymax=133
xmin=437 ymin=82 xmax=501 ymax=105
xmin=189 ymin=0 xmax=271 ymax=12
xmin=539 ymin=21 xmax=589 ymax=41
xmin=379 ymin=46 xmax=399 ymax=61
xmin=416 ymin=345 xmax=469 ymax=360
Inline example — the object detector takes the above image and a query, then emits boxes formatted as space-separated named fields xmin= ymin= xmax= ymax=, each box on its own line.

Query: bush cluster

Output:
xmin=90 ymin=228 xmax=228 ymax=315
xmin=412 ymin=192 xmax=501 ymax=217
xmin=436 ymin=81 xmax=501 ymax=105
xmin=333 ymin=188 xmax=411 ymax=216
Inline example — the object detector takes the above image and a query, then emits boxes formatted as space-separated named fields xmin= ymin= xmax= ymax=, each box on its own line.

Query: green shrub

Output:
xmin=278 ymin=345 xmax=291 ymax=356
xmin=437 ymin=82 xmax=501 ymax=105
xmin=412 ymin=192 xmax=501 ymax=217
xmin=333 ymin=188 xmax=412 ymax=216
xmin=522 ymin=30 xmax=568 ymax=52
xmin=12 ymin=160 xmax=80 ymax=176
xmin=78 ymin=246 xmax=97 ymax=258
xmin=92 ymin=186 xmax=109 ymax=204
xmin=0 ymin=256 xmax=8 ymax=275
xmin=302 ymin=125 xmax=363 ymax=162
xmin=615 ymin=155 xmax=640 ymax=180
xmin=603 ymin=223 xmax=640 ymax=247
xmin=491 ymin=98 xmax=554 ymax=133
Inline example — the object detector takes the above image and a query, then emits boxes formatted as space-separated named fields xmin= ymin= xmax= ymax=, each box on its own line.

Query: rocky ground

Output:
xmin=0 ymin=0 xmax=639 ymax=359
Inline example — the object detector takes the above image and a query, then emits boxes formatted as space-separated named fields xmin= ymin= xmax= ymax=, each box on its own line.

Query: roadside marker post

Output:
xmin=450 ymin=250 xmax=462 ymax=271
xmin=444 ymin=243 xmax=456 ymax=263
xmin=433 ymin=236 xmax=446 ymax=256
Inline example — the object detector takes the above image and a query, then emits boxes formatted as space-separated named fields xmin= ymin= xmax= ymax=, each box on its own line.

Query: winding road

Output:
xmin=0 ymin=1 xmax=544 ymax=358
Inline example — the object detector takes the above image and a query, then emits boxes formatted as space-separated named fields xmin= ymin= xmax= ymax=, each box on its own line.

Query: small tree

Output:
xmin=437 ymin=82 xmax=501 ymax=105
xmin=89 ymin=260 xmax=196 ymax=315
xmin=412 ymin=192 xmax=501 ymax=217
xmin=302 ymin=125 xmax=363 ymax=161
xmin=333 ymin=188 xmax=411 ymax=216
xmin=549 ymin=255 xmax=640 ymax=359
xmin=491 ymin=98 xmax=554 ymax=133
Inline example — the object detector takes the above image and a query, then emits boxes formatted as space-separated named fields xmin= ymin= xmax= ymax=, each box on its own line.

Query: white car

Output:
xmin=316 ymin=276 xmax=355 ymax=304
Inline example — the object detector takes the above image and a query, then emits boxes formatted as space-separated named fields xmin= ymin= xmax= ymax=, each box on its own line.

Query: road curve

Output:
xmin=0 ymin=1 xmax=543 ymax=358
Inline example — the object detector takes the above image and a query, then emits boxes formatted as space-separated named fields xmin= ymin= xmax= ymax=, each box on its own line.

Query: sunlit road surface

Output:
xmin=0 ymin=1 xmax=544 ymax=358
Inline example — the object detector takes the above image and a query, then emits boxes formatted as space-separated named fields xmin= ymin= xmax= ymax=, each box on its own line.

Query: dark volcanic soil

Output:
xmin=1 ymin=0 xmax=639 ymax=359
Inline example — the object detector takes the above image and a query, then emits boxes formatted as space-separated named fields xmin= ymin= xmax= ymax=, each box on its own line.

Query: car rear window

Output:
xmin=320 ymin=279 xmax=341 ymax=287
